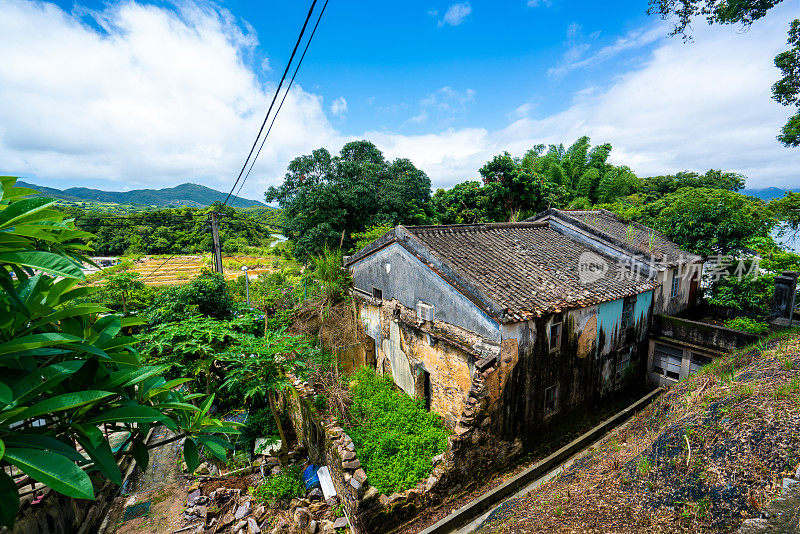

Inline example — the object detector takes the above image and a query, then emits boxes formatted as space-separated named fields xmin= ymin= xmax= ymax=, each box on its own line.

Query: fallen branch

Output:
xmin=684 ymin=434 xmax=692 ymax=467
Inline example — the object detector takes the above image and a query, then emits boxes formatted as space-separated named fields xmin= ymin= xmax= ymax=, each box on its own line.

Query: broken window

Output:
xmin=689 ymin=352 xmax=712 ymax=374
xmin=372 ymin=287 xmax=383 ymax=300
xmin=544 ymin=384 xmax=559 ymax=415
xmin=549 ymin=322 xmax=562 ymax=352
xmin=653 ymin=342 xmax=683 ymax=380
xmin=670 ymin=270 xmax=680 ymax=299
xmin=621 ymin=296 xmax=636 ymax=329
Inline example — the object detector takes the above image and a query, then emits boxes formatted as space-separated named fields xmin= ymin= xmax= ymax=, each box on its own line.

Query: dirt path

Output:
xmin=102 ymin=427 xmax=188 ymax=534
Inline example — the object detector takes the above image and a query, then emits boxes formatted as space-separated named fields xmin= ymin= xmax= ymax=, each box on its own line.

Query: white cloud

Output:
xmin=438 ymin=2 xmax=471 ymax=28
xmin=261 ymin=57 xmax=271 ymax=72
xmin=526 ymin=0 xmax=552 ymax=7
xmin=382 ymin=2 xmax=800 ymax=189
xmin=549 ymin=23 xmax=665 ymax=79
xmin=330 ymin=96 xmax=348 ymax=118
xmin=0 ymin=0 xmax=797 ymax=202
xmin=0 ymin=0 xmax=339 ymax=200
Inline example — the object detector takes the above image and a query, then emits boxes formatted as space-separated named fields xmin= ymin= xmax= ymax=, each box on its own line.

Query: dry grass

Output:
xmin=478 ymin=331 xmax=800 ymax=534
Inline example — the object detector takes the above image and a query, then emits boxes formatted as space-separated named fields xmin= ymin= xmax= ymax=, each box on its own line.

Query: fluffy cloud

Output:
xmin=438 ymin=3 xmax=471 ymax=28
xmin=0 ymin=0 xmax=797 ymax=200
xmin=0 ymin=0 xmax=339 ymax=199
xmin=382 ymin=3 xmax=800 ymax=189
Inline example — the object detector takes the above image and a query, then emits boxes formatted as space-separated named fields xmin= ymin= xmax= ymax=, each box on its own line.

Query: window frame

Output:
xmin=670 ymin=270 xmax=680 ymax=299
xmin=621 ymin=296 xmax=636 ymax=330
xmin=549 ymin=322 xmax=562 ymax=352
xmin=372 ymin=287 xmax=383 ymax=300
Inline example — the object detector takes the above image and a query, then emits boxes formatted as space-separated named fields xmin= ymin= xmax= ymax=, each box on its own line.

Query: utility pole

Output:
xmin=209 ymin=212 xmax=224 ymax=275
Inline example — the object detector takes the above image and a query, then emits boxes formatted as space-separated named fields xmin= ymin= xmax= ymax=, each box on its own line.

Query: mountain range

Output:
xmin=19 ymin=181 xmax=266 ymax=208
xmin=741 ymin=187 xmax=798 ymax=201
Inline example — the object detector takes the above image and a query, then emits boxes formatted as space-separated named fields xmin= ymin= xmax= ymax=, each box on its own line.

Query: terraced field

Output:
xmin=90 ymin=255 xmax=279 ymax=286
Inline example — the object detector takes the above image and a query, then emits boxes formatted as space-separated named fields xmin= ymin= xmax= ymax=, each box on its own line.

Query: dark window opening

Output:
xmin=372 ymin=287 xmax=382 ymax=300
xmin=545 ymin=384 xmax=559 ymax=415
xmin=549 ymin=322 xmax=562 ymax=352
xmin=423 ymin=370 xmax=431 ymax=411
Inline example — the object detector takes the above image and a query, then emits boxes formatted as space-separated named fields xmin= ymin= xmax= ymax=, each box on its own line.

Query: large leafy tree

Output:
xmin=643 ymin=187 xmax=774 ymax=255
xmin=648 ymin=0 xmax=797 ymax=147
xmin=773 ymin=19 xmax=800 ymax=146
xmin=0 ymin=177 xmax=236 ymax=528
xmin=480 ymin=152 xmax=554 ymax=221
xmin=266 ymin=140 xmax=431 ymax=260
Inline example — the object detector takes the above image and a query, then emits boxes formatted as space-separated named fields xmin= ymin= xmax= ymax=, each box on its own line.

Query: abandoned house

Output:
xmin=344 ymin=210 xmax=703 ymax=446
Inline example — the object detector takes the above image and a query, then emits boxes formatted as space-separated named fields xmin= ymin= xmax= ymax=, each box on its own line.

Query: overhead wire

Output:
xmin=223 ymin=0 xmax=320 ymax=207
xmin=232 ymin=0 xmax=330 ymax=204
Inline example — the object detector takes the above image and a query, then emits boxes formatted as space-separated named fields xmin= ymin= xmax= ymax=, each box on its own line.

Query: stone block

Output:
xmin=341 ymin=450 xmax=357 ymax=461
xmin=342 ymin=460 xmax=361 ymax=470
xmin=235 ymin=500 xmax=251 ymax=520
xmin=247 ymin=517 xmax=261 ymax=534
xmin=353 ymin=468 xmax=367 ymax=484
xmin=294 ymin=507 xmax=310 ymax=530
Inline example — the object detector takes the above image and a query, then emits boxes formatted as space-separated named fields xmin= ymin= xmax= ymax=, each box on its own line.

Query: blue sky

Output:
xmin=1 ymin=0 xmax=798 ymax=199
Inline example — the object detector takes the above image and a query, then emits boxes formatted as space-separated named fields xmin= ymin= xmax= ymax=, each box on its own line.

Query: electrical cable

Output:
xmin=222 ymin=0 xmax=319 ymax=207
xmin=231 ymin=0 xmax=330 ymax=204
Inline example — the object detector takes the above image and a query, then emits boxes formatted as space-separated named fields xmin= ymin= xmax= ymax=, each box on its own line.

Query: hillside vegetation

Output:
xmin=19 ymin=180 xmax=266 ymax=208
xmin=479 ymin=330 xmax=800 ymax=534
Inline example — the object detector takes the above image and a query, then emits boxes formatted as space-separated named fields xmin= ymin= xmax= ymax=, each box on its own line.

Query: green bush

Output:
xmin=249 ymin=465 xmax=304 ymax=504
xmin=347 ymin=367 xmax=449 ymax=494
xmin=725 ymin=317 xmax=770 ymax=335
xmin=146 ymin=270 xmax=234 ymax=324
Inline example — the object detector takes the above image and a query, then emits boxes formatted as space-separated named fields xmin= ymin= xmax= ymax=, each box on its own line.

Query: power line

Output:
xmin=233 ymin=0 xmax=330 ymax=204
xmin=223 ymin=0 xmax=320 ymax=207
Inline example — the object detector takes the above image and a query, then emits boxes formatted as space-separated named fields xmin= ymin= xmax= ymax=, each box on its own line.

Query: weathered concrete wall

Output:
xmin=359 ymin=298 xmax=496 ymax=429
xmin=490 ymin=293 xmax=652 ymax=445
xmin=651 ymin=314 xmax=758 ymax=353
xmin=350 ymin=242 xmax=500 ymax=341
xmin=653 ymin=263 xmax=701 ymax=316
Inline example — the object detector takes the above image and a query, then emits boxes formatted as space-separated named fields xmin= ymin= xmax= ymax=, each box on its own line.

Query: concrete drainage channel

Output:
xmin=417 ymin=387 xmax=665 ymax=534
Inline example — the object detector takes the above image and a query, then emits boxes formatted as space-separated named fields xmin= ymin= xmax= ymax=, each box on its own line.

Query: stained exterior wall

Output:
xmin=653 ymin=264 xmax=701 ymax=316
xmin=359 ymin=298 xmax=496 ymax=429
xmin=350 ymin=242 xmax=500 ymax=341
xmin=490 ymin=292 xmax=653 ymax=445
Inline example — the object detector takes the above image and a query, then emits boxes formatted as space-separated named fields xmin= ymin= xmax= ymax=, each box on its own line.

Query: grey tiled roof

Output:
xmin=530 ymin=209 xmax=700 ymax=267
xmin=404 ymin=222 xmax=659 ymax=321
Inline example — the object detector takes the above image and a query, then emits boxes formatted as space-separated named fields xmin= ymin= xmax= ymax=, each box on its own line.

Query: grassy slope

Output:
xmin=481 ymin=330 xmax=800 ymax=534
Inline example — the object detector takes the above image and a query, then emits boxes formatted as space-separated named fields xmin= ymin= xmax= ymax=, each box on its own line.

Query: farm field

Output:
xmin=87 ymin=254 xmax=282 ymax=286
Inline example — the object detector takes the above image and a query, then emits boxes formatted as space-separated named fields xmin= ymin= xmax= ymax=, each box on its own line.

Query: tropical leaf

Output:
xmin=0 ymin=251 xmax=83 ymax=279
xmin=0 ymin=197 xmax=55 ymax=231
xmin=131 ymin=436 xmax=149 ymax=472
xmin=76 ymin=435 xmax=121 ymax=485
xmin=4 ymin=448 xmax=94 ymax=500
xmin=0 ymin=469 xmax=19 ymax=529
xmin=14 ymin=390 xmax=114 ymax=422
xmin=88 ymin=404 xmax=168 ymax=425
xmin=183 ymin=438 xmax=199 ymax=473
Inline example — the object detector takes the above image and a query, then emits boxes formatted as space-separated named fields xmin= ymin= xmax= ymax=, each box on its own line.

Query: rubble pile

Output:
xmin=178 ymin=449 xmax=351 ymax=534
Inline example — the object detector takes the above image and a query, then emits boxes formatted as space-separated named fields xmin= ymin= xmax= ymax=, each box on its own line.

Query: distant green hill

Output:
xmin=741 ymin=187 xmax=799 ymax=202
xmin=18 ymin=181 xmax=267 ymax=209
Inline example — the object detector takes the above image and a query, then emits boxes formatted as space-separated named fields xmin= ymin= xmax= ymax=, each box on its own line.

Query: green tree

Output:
xmin=480 ymin=152 xmax=553 ymax=220
xmin=266 ymin=141 xmax=431 ymax=260
xmin=220 ymin=332 xmax=318 ymax=460
xmin=769 ymin=191 xmax=800 ymax=243
xmin=645 ymin=187 xmax=774 ymax=255
xmin=774 ymin=19 xmax=800 ymax=146
xmin=0 ymin=177 xmax=236 ymax=528
xmin=104 ymin=272 xmax=145 ymax=316
xmin=430 ymin=181 xmax=489 ymax=224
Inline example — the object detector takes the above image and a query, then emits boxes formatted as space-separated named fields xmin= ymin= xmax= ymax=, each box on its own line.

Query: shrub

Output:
xmin=146 ymin=270 xmax=234 ymax=324
xmin=347 ymin=367 xmax=449 ymax=494
xmin=725 ymin=317 xmax=770 ymax=335
xmin=249 ymin=465 xmax=304 ymax=504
